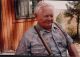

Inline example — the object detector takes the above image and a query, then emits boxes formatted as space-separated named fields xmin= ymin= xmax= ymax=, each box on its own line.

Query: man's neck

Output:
xmin=37 ymin=23 xmax=52 ymax=32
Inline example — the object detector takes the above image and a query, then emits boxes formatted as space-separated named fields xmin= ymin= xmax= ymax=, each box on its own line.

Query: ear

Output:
xmin=33 ymin=13 xmax=37 ymax=20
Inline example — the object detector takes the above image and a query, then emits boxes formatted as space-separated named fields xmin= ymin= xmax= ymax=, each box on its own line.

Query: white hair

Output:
xmin=34 ymin=1 xmax=54 ymax=16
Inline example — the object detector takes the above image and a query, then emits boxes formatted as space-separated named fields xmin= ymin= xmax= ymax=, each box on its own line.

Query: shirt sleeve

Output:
xmin=64 ymin=32 xmax=73 ymax=45
xmin=15 ymin=32 xmax=31 ymax=55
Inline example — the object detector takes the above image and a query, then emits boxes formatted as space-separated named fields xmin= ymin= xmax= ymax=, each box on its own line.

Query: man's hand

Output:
xmin=68 ymin=43 xmax=80 ymax=57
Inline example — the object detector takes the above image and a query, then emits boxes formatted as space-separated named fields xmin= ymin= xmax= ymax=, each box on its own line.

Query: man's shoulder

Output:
xmin=24 ymin=26 xmax=36 ymax=36
xmin=53 ymin=22 xmax=62 ymax=27
xmin=52 ymin=22 xmax=62 ymax=29
xmin=21 ymin=26 xmax=36 ymax=41
xmin=52 ymin=22 xmax=66 ymax=34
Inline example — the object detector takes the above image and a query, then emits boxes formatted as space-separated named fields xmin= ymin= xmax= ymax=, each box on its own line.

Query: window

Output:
xmin=14 ymin=0 xmax=40 ymax=19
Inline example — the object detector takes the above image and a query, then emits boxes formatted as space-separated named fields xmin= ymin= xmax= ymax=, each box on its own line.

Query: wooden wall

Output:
xmin=1 ymin=0 xmax=35 ymax=51
xmin=0 ymin=0 xmax=4 ymax=52
xmin=12 ymin=19 xmax=35 ymax=50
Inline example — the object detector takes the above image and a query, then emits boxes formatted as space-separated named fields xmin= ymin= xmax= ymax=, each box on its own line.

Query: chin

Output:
xmin=48 ymin=24 xmax=52 ymax=27
xmin=45 ymin=25 xmax=52 ymax=29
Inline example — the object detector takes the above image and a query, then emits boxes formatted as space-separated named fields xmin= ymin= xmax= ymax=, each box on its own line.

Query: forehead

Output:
xmin=42 ymin=6 xmax=53 ymax=10
xmin=39 ymin=6 xmax=54 ymax=14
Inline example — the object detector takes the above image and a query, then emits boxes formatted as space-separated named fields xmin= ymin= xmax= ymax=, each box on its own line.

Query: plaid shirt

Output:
xmin=15 ymin=23 xmax=73 ymax=57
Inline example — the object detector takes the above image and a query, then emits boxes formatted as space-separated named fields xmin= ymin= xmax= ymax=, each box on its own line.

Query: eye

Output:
xmin=44 ymin=15 xmax=53 ymax=18
xmin=50 ymin=15 xmax=53 ymax=17
xmin=44 ymin=15 xmax=49 ymax=17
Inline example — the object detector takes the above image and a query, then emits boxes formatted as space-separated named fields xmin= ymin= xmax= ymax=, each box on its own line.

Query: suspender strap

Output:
xmin=54 ymin=22 xmax=68 ymax=43
xmin=34 ymin=26 xmax=52 ymax=56
xmin=54 ymin=22 xmax=68 ymax=57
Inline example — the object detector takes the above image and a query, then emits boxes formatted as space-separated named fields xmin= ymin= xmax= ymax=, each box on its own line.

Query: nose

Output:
xmin=48 ymin=16 xmax=53 ymax=21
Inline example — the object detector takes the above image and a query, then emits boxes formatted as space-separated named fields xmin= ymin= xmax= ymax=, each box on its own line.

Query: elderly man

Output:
xmin=15 ymin=1 xmax=79 ymax=57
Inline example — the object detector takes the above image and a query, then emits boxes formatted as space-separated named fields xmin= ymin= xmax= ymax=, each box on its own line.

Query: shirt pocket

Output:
xmin=56 ymin=39 xmax=67 ymax=48
xmin=54 ymin=32 xmax=67 ymax=48
xmin=31 ymin=38 xmax=46 ymax=55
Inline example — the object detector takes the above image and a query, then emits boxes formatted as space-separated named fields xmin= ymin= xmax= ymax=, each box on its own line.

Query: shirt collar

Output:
xmin=52 ymin=22 xmax=58 ymax=32
xmin=36 ymin=23 xmax=50 ymax=32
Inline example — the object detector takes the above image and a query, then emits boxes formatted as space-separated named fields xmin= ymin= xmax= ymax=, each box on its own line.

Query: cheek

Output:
xmin=38 ymin=19 xmax=44 ymax=24
xmin=37 ymin=17 xmax=45 ymax=23
xmin=40 ymin=20 xmax=48 ymax=26
xmin=37 ymin=19 xmax=45 ymax=25
xmin=37 ymin=16 xmax=50 ymax=25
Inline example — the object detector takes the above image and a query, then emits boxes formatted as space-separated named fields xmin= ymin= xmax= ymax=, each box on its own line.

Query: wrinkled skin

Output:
xmin=36 ymin=6 xmax=54 ymax=31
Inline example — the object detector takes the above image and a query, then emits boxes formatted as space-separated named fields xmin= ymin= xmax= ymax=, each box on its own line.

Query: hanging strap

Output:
xmin=54 ymin=22 xmax=66 ymax=38
xmin=54 ymin=22 xmax=69 ymax=57
xmin=34 ymin=26 xmax=52 ymax=56
xmin=54 ymin=22 xmax=68 ymax=45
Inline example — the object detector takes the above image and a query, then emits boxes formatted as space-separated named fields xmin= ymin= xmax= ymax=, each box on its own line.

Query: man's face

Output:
xmin=36 ymin=6 xmax=54 ymax=30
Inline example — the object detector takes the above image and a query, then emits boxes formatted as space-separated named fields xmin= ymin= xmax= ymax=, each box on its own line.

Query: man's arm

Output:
xmin=15 ymin=33 xmax=30 ymax=55
xmin=54 ymin=22 xmax=80 ymax=57
xmin=15 ymin=37 xmax=27 ymax=55
xmin=68 ymin=43 xmax=80 ymax=57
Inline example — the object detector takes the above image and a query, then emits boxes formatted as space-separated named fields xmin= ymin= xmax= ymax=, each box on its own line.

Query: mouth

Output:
xmin=47 ymin=20 xmax=53 ymax=24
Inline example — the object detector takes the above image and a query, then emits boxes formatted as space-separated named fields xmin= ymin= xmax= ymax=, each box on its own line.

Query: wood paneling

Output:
xmin=0 ymin=0 xmax=4 ymax=52
xmin=1 ymin=0 xmax=36 ymax=51
xmin=12 ymin=19 xmax=35 ymax=50
xmin=2 ymin=0 xmax=12 ymax=51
